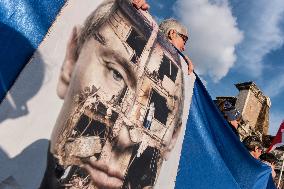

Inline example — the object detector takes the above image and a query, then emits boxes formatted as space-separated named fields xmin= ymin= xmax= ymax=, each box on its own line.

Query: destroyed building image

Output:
xmin=49 ymin=0 xmax=186 ymax=188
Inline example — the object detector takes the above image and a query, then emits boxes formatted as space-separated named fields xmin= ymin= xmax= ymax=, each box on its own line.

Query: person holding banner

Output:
xmin=267 ymin=121 xmax=284 ymax=188
xmin=217 ymin=100 xmax=241 ymax=137
xmin=132 ymin=0 xmax=149 ymax=10
xmin=242 ymin=135 xmax=263 ymax=159
xmin=260 ymin=153 xmax=278 ymax=179
xmin=158 ymin=18 xmax=194 ymax=75
xmin=133 ymin=0 xmax=194 ymax=76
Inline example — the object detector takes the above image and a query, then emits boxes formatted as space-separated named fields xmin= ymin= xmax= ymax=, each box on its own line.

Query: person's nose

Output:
xmin=180 ymin=44 xmax=185 ymax=52
xmin=114 ymin=125 xmax=136 ymax=150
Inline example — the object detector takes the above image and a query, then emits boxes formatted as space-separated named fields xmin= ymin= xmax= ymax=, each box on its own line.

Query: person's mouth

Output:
xmin=84 ymin=160 xmax=125 ymax=189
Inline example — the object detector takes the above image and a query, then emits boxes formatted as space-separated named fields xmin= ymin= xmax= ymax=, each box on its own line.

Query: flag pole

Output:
xmin=277 ymin=153 xmax=284 ymax=188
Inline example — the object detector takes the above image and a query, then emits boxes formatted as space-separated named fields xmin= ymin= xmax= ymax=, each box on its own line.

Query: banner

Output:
xmin=0 ymin=0 xmax=193 ymax=188
xmin=0 ymin=0 xmax=65 ymax=101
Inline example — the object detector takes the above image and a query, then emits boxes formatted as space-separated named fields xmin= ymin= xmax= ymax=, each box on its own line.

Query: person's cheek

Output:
xmin=74 ymin=62 xmax=103 ymax=92
xmin=102 ymin=71 xmax=125 ymax=101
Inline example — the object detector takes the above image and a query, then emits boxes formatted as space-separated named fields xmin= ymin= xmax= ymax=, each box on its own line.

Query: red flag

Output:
xmin=267 ymin=121 xmax=284 ymax=152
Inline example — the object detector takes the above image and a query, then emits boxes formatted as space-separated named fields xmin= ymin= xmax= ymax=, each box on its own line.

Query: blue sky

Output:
xmin=147 ymin=0 xmax=284 ymax=135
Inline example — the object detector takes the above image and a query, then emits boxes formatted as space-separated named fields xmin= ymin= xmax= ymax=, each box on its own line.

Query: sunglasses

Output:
xmin=176 ymin=31 xmax=188 ymax=43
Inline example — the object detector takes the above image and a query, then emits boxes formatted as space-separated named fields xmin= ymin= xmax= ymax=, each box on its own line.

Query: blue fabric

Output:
xmin=175 ymin=75 xmax=276 ymax=189
xmin=0 ymin=0 xmax=65 ymax=101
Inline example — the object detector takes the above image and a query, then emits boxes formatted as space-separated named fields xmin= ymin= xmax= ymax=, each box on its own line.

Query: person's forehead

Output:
xmin=100 ymin=24 xmax=126 ymax=44
xmin=98 ymin=23 xmax=133 ymax=59
xmin=176 ymin=26 xmax=188 ymax=38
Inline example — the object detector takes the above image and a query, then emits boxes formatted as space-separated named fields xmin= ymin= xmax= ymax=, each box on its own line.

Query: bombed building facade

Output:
xmin=214 ymin=81 xmax=271 ymax=140
xmin=47 ymin=0 xmax=187 ymax=188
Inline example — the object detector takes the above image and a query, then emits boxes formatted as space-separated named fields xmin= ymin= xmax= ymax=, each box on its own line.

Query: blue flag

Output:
xmin=0 ymin=0 xmax=65 ymax=101
xmin=175 ymin=76 xmax=276 ymax=189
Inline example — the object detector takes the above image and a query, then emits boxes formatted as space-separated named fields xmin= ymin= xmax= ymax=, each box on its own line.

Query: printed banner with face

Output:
xmin=0 ymin=0 xmax=194 ymax=188
xmin=44 ymin=0 xmax=187 ymax=188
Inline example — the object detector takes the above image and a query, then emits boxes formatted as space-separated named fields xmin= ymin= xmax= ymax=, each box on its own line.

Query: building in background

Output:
xmin=214 ymin=81 xmax=271 ymax=140
xmin=215 ymin=81 xmax=284 ymax=188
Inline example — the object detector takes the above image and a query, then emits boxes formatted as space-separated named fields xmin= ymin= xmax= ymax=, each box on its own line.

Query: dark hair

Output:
xmin=242 ymin=135 xmax=262 ymax=152
xmin=259 ymin=153 xmax=278 ymax=164
xmin=75 ymin=0 xmax=116 ymax=60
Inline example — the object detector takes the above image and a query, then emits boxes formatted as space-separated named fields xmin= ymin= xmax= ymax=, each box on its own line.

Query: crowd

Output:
xmin=218 ymin=100 xmax=280 ymax=187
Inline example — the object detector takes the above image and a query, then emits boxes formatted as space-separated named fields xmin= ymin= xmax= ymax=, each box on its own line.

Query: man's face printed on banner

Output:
xmin=50 ymin=1 xmax=184 ymax=188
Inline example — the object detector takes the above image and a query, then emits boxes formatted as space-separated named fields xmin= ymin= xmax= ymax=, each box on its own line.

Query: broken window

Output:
xmin=73 ymin=114 xmax=106 ymax=139
xmin=147 ymin=89 xmax=170 ymax=125
xmin=124 ymin=145 xmax=160 ymax=188
xmin=117 ymin=87 xmax=128 ymax=105
xmin=97 ymin=102 xmax=107 ymax=116
xmin=158 ymin=55 xmax=178 ymax=82
xmin=126 ymin=28 xmax=147 ymax=63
